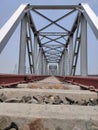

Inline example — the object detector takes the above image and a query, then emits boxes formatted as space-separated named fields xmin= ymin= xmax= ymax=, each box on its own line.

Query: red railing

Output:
xmin=56 ymin=76 xmax=98 ymax=91
xmin=0 ymin=74 xmax=48 ymax=87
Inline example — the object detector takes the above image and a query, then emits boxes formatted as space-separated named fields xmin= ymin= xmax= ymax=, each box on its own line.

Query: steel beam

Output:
xmin=62 ymin=54 xmax=65 ymax=76
xmin=38 ymin=9 xmax=75 ymax=32
xmin=36 ymin=49 xmax=40 ymax=74
xmin=39 ymin=32 xmax=68 ymax=36
xmin=80 ymin=14 xmax=88 ymax=76
xmin=59 ymin=60 xmax=62 ymax=76
xmin=57 ymin=63 xmax=59 ymax=75
xmin=43 ymin=57 xmax=47 ymax=75
xmin=0 ymin=74 xmax=48 ymax=87
xmin=65 ymin=13 xmax=79 ymax=48
xmin=45 ymin=59 xmax=47 ymax=75
xmin=59 ymin=56 xmax=64 ymax=76
xmin=81 ymin=3 xmax=98 ymax=39
xmin=30 ymin=5 xmax=81 ymax=10
xmin=61 ymin=76 xmax=98 ymax=90
xmin=26 ymin=14 xmax=34 ymax=74
xmin=34 ymin=35 xmax=38 ymax=74
xmin=64 ymin=49 xmax=68 ymax=76
xmin=29 ymin=13 xmax=46 ymax=59
xmin=0 ymin=4 xmax=28 ymax=53
xmin=40 ymin=52 xmax=43 ymax=75
xmin=18 ymin=15 xmax=27 ymax=74
xmin=33 ymin=9 xmax=69 ymax=32
xmin=69 ymin=36 xmax=73 ymax=75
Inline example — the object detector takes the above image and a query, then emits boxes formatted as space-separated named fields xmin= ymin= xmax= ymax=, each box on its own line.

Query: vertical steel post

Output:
xmin=38 ymin=47 xmax=42 ymax=75
xmin=69 ymin=36 xmax=73 ymax=75
xmin=44 ymin=59 xmax=46 ymax=75
xmin=41 ymin=54 xmax=44 ymax=75
xmin=60 ymin=56 xmax=63 ymax=76
xmin=45 ymin=62 xmax=48 ymax=75
xmin=45 ymin=60 xmax=48 ymax=75
xmin=62 ymin=54 xmax=65 ymax=76
xmin=80 ymin=14 xmax=88 ymax=76
xmin=36 ymin=48 xmax=40 ymax=75
xmin=34 ymin=34 xmax=38 ymax=74
xmin=18 ymin=15 xmax=27 ymax=74
xmin=64 ymin=48 xmax=68 ymax=76
xmin=47 ymin=63 xmax=50 ymax=75
xmin=59 ymin=60 xmax=61 ymax=76
xmin=43 ymin=56 xmax=46 ymax=75
xmin=39 ymin=47 xmax=43 ymax=75
xmin=57 ymin=63 xmax=59 ymax=75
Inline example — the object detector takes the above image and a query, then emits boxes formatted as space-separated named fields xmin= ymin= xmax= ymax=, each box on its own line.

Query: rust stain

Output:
xmin=24 ymin=119 xmax=49 ymax=130
xmin=29 ymin=119 xmax=43 ymax=130
xmin=29 ymin=83 xmax=68 ymax=89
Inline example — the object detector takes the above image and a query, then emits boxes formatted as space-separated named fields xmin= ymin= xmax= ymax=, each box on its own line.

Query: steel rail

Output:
xmin=0 ymin=74 xmax=48 ymax=87
xmin=56 ymin=76 xmax=98 ymax=92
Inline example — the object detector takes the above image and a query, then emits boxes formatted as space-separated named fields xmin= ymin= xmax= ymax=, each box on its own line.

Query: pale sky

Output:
xmin=0 ymin=0 xmax=98 ymax=74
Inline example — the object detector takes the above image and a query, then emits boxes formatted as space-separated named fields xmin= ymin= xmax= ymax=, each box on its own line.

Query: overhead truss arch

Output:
xmin=0 ymin=3 xmax=98 ymax=76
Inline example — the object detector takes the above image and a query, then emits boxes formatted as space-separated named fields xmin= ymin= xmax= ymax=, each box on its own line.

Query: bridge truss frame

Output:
xmin=0 ymin=3 xmax=98 ymax=76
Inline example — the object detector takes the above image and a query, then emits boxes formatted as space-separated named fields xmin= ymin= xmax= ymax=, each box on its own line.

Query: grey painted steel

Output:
xmin=36 ymin=48 xmax=41 ymax=74
xmin=64 ymin=49 xmax=68 ymax=76
xmin=62 ymin=54 xmax=65 ymax=76
xmin=26 ymin=15 xmax=34 ymax=74
xmin=18 ymin=15 xmax=27 ymax=74
xmin=59 ymin=60 xmax=61 ymax=75
xmin=70 ymin=13 xmax=81 ymax=76
xmin=42 ymin=55 xmax=45 ymax=75
xmin=80 ymin=14 xmax=88 ymax=76
xmin=45 ymin=62 xmax=48 ymax=75
xmin=38 ymin=47 xmax=42 ymax=75
xmin=69 ymin=36 xmax=73 ymax=75
xmin=59 ymin=56 xmax=64 ymax=76
xmin=57 ymin=63 xmax=59 ymax=75
xmin=1 ymin=3 xmax=98 ymax=76
xmin=34 ymin=35 xmax=38 ymax=74
xmin=60 ymin=13 xmax=79 ymax=73
xmin=39 ymin=32 xmax=68 ymax=36
xmin=42 ymin=56 xmax=45 ymax=75
xmin=33 ymin=9 xmax=69 ymax=32
xmin=0 ymin=4 xmax=28 ymax=53
xmin=44 ymin=61 xmax=47 ymax=75
xmin=47 ymin=64 xmax=49 ymax=75
xmin=30 ymin=5 xmax=81 ymax=9
xmin=43 ymin=57 xmax=47 ymax=75
xmin=37 ymin=48 xmax=41 ymax=75
xmin=81 ymin=3 xmax=98 ymax=39
xmin=38 ymin=9 xmax=75 ymax=32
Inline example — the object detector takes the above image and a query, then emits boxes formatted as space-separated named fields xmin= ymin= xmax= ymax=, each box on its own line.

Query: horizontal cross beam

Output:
xmin=30 ymin=5 xmax=81 ymax=10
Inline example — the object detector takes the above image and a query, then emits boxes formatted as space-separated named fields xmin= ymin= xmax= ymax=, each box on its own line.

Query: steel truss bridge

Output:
xmin=0 ymin=3 xmax=98 ymax=76
xmin=1 ymin=4 xmax=98 ymax=128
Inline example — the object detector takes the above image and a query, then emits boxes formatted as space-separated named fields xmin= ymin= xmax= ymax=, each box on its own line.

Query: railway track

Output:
xmin=0 ymin=75 xmax=98 ymax=130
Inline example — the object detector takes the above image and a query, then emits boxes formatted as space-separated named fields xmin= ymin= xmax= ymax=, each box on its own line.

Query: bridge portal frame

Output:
xmin=0 ymin=3 xmax=98 ymax=76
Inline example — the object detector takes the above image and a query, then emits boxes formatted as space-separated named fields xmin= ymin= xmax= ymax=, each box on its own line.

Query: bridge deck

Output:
xmin=0 ymin=76 xmax=98 ymax=129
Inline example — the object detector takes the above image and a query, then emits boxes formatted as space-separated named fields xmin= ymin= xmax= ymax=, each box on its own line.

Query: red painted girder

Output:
xmin=0 ymin=74 xmax=48 ymax=87
xmin=56 ymin=76 xmax=98 ymax=91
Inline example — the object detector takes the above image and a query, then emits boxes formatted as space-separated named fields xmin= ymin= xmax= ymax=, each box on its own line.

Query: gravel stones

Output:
xmin=0 ymin=93 xmax=7 ymax=102
xmin=0 ymin=93 xmax=98 ymax=106
xmin=4 ymin=122 xmax=18 ymax=130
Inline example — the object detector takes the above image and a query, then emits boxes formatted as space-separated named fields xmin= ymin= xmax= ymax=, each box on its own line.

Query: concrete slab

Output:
xmin=17 ymin=83 xmax=81 ymax=90
xmin=0 ymin=103 xmax=98 ymax=130
xmin=16 ymin=76 xmax=81 ymax=90
xmin=36 ymin=76 xmax=62 ymax=84
xmin=0 ymin=88 xmax=97 ymax=101
xmin=63 ymin=84 xmax=80 ymax=90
